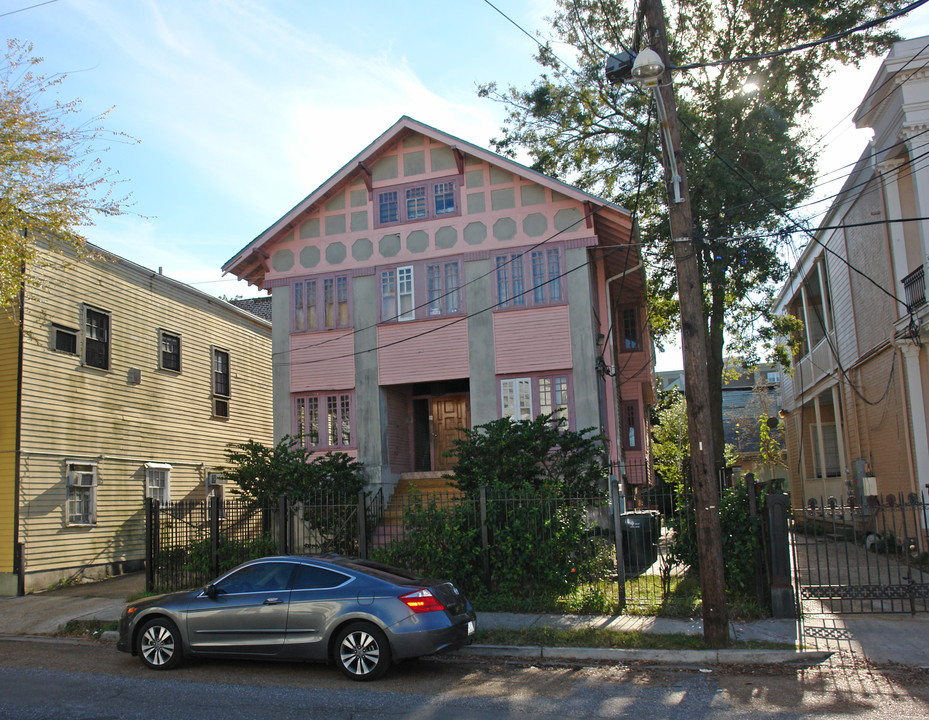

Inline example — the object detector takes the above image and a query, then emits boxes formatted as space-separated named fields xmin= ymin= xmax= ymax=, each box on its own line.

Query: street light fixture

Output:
xmin=630 ymin=48 xmax=664 ymax=86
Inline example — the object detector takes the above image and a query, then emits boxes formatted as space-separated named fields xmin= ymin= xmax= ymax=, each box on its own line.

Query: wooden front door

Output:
xmin=432 ymin=395 xmax=470 ymax=471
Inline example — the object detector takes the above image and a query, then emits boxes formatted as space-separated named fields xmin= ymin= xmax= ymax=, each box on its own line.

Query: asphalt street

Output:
xmin=1 ymin=636 xmax=928 ymax=719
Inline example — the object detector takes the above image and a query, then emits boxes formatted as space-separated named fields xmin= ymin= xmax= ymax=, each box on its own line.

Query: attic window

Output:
xmin=375 ymin=175 xmax=460 ymax=228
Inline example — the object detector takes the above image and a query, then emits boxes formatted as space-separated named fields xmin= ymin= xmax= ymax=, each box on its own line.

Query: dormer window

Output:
xmin=375 ymin=176 xmax=460 ymax=228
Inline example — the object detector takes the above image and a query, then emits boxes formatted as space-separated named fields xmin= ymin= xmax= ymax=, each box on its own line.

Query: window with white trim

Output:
xmin=66 ymin=461 xmax=97 ymax=526
xmin=379 ymin=259 xmax=463 ymax=323
xmin=810 ymin=423 xmax=841 ymax=478
xmin=500 ymin=373 xmax=572 ymax=425
xmin=145 ymin=463 xmax=172 ymax=505
xmin=374 ymin=176 xmax=461 ymax=228
xmin=292 ymin=274 xmax=351 ymax=332
xmin=82 ymin=305 xmax=110 ymax=370
xmin=293 ymin=392 xmax=354 ymax=450
xmin=494 ymin=247 xmax=564 ymax=310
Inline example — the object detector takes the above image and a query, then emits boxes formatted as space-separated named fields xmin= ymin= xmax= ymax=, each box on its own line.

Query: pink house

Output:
xmin=224 ymin=117 xmax=654 ymax=495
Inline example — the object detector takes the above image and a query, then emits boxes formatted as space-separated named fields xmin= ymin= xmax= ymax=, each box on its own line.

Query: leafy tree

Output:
xmin=1 ymin=39 xmax=134 ymax=314
xmin=221 ymin=436 xmax=365 ymax=504
xmin=479 ymin=0 xmax=897 ymax=474
xmin=448 ymin=414 xmax=606 ymax=495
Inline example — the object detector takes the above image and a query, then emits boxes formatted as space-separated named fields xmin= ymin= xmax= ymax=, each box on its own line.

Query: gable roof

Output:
xmin=222 ymin=116 xmax=633 ymax=287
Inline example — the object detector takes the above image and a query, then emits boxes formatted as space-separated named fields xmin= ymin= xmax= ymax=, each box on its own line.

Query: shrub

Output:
xmin=667 ymin=481 xmax=761 ymax=596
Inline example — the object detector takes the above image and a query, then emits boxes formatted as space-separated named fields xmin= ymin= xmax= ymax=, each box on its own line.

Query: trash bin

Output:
xmin=621 ymin=511 xmax=660 ymax=574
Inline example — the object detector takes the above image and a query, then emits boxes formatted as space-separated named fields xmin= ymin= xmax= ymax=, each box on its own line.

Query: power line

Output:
xmin=0 ymin=0 xmax=59 ymax=19
xmin=672 ymin=0 xmax=929 ymax=71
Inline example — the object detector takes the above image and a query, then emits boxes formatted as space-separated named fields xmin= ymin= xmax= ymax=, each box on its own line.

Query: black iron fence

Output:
xmin=145 ymin=471 xmax=784 ymax=615
xmin=793 ymin=493 xmax=929 ymax=615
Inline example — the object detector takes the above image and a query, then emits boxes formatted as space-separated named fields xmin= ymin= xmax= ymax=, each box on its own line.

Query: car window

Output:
xmin=293 ymin=564 xmax=350 ymax=590
xmin=216 ymin=562 xmax=294 ymax=594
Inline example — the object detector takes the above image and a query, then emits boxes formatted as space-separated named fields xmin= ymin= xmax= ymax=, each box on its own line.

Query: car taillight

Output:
xmin=399 ymin=588 xmax=445 ymax=613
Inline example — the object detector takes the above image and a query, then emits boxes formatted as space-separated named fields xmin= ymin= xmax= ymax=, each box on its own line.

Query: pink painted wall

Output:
xmin=290 ymin=330 xmax=355 ymax=392
xmin=377 ymin=318 xmax=469 ymax=385
xmin=493 ymin=305 xmax=572 ymax=375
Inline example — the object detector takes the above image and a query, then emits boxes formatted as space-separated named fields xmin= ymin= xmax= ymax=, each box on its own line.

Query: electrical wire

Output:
xmin=672 ymin=0 xmax=929 ymax=72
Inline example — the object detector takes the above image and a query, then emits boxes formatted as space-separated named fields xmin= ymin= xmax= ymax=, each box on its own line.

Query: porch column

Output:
xmin=878 ymin=157 xmax=911 ymax=318
xmin=903 ymin=127 xmax=929 ymax=270
xmin=899 ymin=342 xmax=929 ymax=508
xmin=830 ymin=384 xmax=848 ymax=496
xmin=812 ymin=394 xmax=828 ymax=501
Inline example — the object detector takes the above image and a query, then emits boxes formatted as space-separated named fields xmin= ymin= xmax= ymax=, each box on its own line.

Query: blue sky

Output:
xmin=5 ymin=0 xmax=929 ymax=370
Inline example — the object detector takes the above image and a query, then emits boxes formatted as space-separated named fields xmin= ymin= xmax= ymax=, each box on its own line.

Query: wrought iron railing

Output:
xmin=903 ymin=264 xmax=926 ymax=310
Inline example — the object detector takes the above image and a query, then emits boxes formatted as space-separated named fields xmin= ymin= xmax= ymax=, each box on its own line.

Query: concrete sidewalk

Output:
xmin=0 ymin=573 xmax=924 ymax=667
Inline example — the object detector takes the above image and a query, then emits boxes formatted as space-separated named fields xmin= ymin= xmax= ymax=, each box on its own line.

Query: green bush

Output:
xmin=667 ymin=481 xmax=761 ymax=596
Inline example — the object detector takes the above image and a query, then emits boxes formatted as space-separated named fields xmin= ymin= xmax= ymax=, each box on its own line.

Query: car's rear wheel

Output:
xmin=137 ymin=617 xmax=183 ymax=670
xmin=334 ymin=622 xmax=390 ymax=681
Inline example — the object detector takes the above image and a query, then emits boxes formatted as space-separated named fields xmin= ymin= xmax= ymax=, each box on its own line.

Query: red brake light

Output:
xmin=399 ymin=589 xmax=445 ymax=613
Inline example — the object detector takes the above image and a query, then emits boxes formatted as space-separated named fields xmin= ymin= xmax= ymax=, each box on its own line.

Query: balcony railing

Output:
xmin=903 ymin=264 xmax=926 ymax=310
xmin=794 ymin=330 xmax=837 ymax=393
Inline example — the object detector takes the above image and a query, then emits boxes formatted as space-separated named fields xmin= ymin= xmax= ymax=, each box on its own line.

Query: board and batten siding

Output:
xmin=0 ymin=317 xmax=20 ymax=577
xmin=15 ymin=245 xmax=272 ymax=587
xmin=376 ymin=319 xmax=469 ymax=386
xmin=493 ymin=305 xmax=572 ymax=375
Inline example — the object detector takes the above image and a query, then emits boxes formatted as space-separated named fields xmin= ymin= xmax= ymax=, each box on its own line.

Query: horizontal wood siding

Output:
xmin=494 ymin=305 xmax=572 ymax=374
xmin=17 ymin=246 xmax=272 ymax=580
xmin=289 ymin=331 xmax=355 ymax=392
xmin=377 ymin=320 xmax=469 ymax=385
xmin=0 ymin=318 xmax=19 ymax=573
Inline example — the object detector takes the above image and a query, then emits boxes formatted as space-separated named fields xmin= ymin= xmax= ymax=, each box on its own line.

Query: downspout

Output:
xmin=13 ymin=257 xmax=25 ymax=596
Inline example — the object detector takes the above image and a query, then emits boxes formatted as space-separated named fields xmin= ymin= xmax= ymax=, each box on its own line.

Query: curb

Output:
xmin=457 ymin=644 xmax=833 ymax=666
xmin=15 ymin=632 xmax=833 ymax=667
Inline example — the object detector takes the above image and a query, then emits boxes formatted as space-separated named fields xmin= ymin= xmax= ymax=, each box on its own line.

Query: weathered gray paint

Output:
xmin=325 ymin=193 xmax=345 ymax=211
xmin=566 ymin=247 xmax=601 ymax=433
xmin=521 ymin=185 xmax=546 ymax=206
xmin=464 ymin=222 xmax=487 ymax=246
xmin=272 ymin=287 xmax=292 ymax=443
xmin=407 ymin=230 xmax=429 ymax=253
xmin=325 ymin=215 xmax=346 ymax=236
xmin=404 ymin=150 xmax=425 ymax=176
xmin=430 ymin=147 xmax=455 ymax=172
xmin=435 ymin=226 xmax=458 ymax=249
xmin=350 ymin=211 xmax=368 ymax=231
xmin=352 ymin=274 xmax=393 ymax=488
xmin=325 ymin=242 xmax=346 ymax=265
xmin=379 ymin=233 xmax=401 ymax=257
xmin=493 ymin=217 xmax=517 ymax=241
xmin=350 ymin=189 xmax=367 ymax=207
xmin=466 ymin=259 xmax=497 ymax=425
xmin=491 ymin=188 xmax=515 ymax=211
xmin=523 ymin=213 xmax=548 ymax=237
xmin=300 ymin=246 xmax=320 ymax=269
xmin=300 ymin=218 xmax=320 ymax=239
xmin=466 ymin=170 xmax=484 ymax=189
xmin=467 ymin=192 xmax=486 ymax=214
xmin=271 ymin=250 xmax=294 ymax=272
xmin=352 ymin=238 xmax=374 ymax=261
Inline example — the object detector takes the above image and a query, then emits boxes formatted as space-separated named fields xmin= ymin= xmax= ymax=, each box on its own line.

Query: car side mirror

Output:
xmin=204 ymin=583 xmax=218 ymax=600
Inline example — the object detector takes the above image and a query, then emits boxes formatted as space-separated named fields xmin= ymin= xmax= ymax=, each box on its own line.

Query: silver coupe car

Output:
xmin=116 ymin=555 xmax=476 ymax=680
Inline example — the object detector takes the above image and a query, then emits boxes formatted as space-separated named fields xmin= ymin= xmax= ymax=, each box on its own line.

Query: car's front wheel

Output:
xmin=334 ymin=622 xmax=391 ymax=681
xmin=137 ymin=617 xmax=183 ymax=670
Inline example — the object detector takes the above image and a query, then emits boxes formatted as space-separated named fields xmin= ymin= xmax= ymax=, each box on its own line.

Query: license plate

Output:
xmin=467 ymin=621 xmax=475 ymax=636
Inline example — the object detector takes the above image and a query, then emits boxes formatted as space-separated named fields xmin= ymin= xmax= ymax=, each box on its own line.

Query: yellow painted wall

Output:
xmin=16 ymin=244 xmax=272 ymax=589
xmin=0 ymin=314 xmax=20 ymax=575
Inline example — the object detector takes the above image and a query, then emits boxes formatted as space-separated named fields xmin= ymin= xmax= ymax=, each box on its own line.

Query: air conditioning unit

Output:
xmin=69 ymin=469 xmax=95 ymax=486
xmin=206 ymin=473 xmax=225 ymax=487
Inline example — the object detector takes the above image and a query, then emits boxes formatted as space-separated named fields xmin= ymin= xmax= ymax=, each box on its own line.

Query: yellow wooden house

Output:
xmin=0 ymin=241 xmax=272 ymax=594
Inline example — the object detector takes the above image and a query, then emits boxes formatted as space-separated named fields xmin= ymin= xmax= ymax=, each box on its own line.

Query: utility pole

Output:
xmin=638 ymin=0 xmax=729 ymax=646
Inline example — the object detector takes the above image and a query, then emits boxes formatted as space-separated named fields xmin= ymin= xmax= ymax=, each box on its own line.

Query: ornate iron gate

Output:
xmin=793 ymin=493 xmax=929 ymax=633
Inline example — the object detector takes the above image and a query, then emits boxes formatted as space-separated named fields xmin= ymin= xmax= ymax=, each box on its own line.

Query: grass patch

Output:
xmin=54 ymin=619 xmax=118 ymax=638
xmin=474 ymin=627 xmax=795 ymax=651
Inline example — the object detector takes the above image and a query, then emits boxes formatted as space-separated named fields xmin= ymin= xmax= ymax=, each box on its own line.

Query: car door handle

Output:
xmin=263 ymin=598 xmax=283 ymax=605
